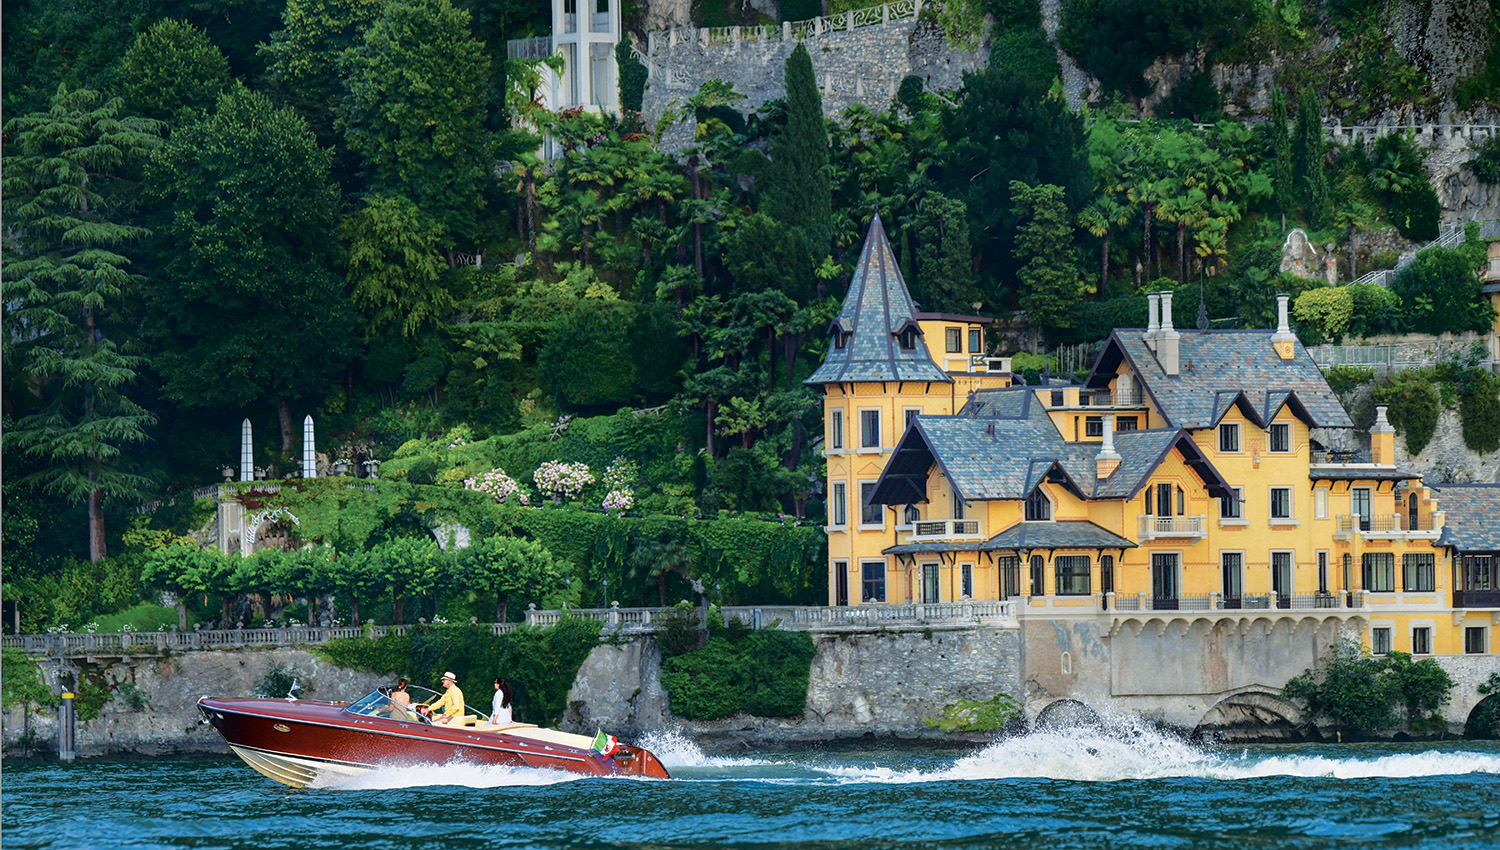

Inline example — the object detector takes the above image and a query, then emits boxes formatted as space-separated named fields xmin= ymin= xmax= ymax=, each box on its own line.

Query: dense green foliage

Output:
xmin=1 ymin=649 xmax=58 ymax=711
xmin=1458 ymin=364 xmax=1500 ymax=454
xmin=659 ymin=612 xmax=816 ymax=720
xmin=5 ymin=0 xmax=1497 ymax=632
xmin=1283 ymin=639 xmax=1454 ymax=735
xmin=318 ymin=618 xmax=604 ymax=726
xmin=1375 ymin=373 xmax=1441 ymax=456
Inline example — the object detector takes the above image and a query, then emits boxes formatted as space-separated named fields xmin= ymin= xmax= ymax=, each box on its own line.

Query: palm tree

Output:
xmin=1079 ymin=193 xmax=1131 ymax=290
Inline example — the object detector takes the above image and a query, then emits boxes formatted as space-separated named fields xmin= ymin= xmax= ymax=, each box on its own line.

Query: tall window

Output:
xmin=1157 ymin=483 xmax=1176 ymax=517
xmin=968 ymin=328 xmax=981 ymax=353
xmin=1030 ymin=555 xmax=1046 ymax=596
xmin=899 ymin=328 xmax=917 ymax=350
xmin=831 ymin=482 xmax=847 ymax=527
xmin=1219 ymin=422 xmax=1240 ymax=452
xmin=1270 ymin=487 xmax=1292 ymax=519
xmin=1100 ymin=555 xmax=1114 ymax=596
xmin=1220 ymin=486 xmax=1243 ymax=520
xmin=860 ymin=482 xmax=881 ymax=526
xmin=861 ymin=561 xmax=886 ymax=602
xmin=1412 ymin=627 xmax=1432 ymax=655
xmin=833 ymin=330 xmax=847 ymax=350
xmin=945 ymin=327 xmax=962 ymax=353
xmin=1351 ymin=488 xmax=1371 ymax=530
xmin=830 ymin=410 xmax=844 ymax=450
xmin=834 ymin=560 xmax=849 ymax=606
xmin=1221 ymin=552 xmax=1243 ymax=602
xmin=1317 ymin=551 xmax=1329 ymax=594
xmin=922 ymin=563 xmax=940 ymax=603
xmin=1371 ymin=627 xmax=1392 ymax=655
xmin=998 ymin=556 xmax=1021 ymax=599
xmin=1403 ymin=553 xmax=1435 ymax=592
xmin=1055 ymin=556 xmax=1091 ymax=595
xmin=961 ymin=563 xmax=973 ymax=598
xmin=1314 ymin=488 xmax=1328 ymax=519
xmin=1271 ymin=551 xmax=1293 ymax=604
xmin=952 ymin=499 xmax=965 ymax=520
xmin=1269 ymin=423 xmax=1290 ymax=453
xmin=1025 ymin=488 xmax=1052 ymax=521
xmin=1362 ymin=552 xmax=1396 ymax=592
xmin=860 ymin=409 xmax=880 ymax=448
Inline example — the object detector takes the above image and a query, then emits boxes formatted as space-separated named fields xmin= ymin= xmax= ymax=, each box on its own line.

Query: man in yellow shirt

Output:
xmin=421 ymin=671 xmax=465 ymax=725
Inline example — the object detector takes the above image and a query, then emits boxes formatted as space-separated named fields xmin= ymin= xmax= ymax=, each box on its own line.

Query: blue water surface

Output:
xmin=5 ymin=725 xmax=1499 ymax=849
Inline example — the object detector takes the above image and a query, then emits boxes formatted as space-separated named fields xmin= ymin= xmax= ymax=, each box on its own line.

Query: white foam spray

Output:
xmin=636 ymin=728 xmax=775 ymax=769
xmin=314 ymin=760 xmax=591 ymax=791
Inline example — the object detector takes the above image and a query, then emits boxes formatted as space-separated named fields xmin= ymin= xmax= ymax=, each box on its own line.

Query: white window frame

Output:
xmin=1313 ymin=487 xmax=1328 ymax=520
xmin=829 ymin=409 xmax=844 ymax=451
xmin=945 ymin=327 xmax=962 ymax=353
xmin=1270 ymin=549 xmax=1296 ymax=601
xmin=1220 ymin=550 xmax=1245 ymax=600
xmin=1465 ymin=626 xmax=1489 ymax=654
xmin=960 ymin=562 xmax=974 ymax=599
xmin=829 ymin=482 xmax=847 ymax=529
xmin=903 ymin=406 xmax=923 ymax=433
xmin=1219 ymin=486 xmax=1247 ymax=526
xmin=1317 ymin=550 xmax=1330 ymax=595
xmin=1371 ymin=624 xmax=1393 ymax=656
xmin=1025 ymin=487 xmax=1053 ymax=522
xmin=1268 ymin=422 xmax=1291 ymax=453
xmin=1269 ymin=486 xmax=1297 ymax=525
xmin=858 ymin=481 xmax=884 ymax=529
xmin=1218 ymin=422 xmax=1241 ymax=453
xmin=1409 ymin=620 xmax=1436 ymax=655
xmin=899 ymin=504 xmax=919 ymax=529
xmin=860 ymin=559 xmax=887 ymax=603
xmin=858 ymin=407 xmax=882 ymax=451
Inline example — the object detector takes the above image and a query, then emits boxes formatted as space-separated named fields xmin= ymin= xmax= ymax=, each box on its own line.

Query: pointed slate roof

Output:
xmin=1431 ymin=485 xmax=1500 ymax=552
xmin=806 ymin=217 xmax=951 ymax=386
xmin=1085 ymin=330 xmax=1353 ymax=430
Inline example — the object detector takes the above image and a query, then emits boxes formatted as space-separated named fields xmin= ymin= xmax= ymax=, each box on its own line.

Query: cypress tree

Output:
xmin=1269 ymin=86 xmax=1294 ymax=230
xmin=766 ymin=42 xmax=832 ymax=268
xmin=1293 ymin=88 xmax=1330 ymax=228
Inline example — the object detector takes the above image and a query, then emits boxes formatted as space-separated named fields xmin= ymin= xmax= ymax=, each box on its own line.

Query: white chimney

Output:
xmin=1145 ymin=293 xmax=1160 ymax=351
xmin=1096 ymin=414 xmax=1121 ymax=479
xmin=1271 ymin=293 xmax=1296 ymax=360
xmin=1157 ymin=291 xmax=1181 ymax=376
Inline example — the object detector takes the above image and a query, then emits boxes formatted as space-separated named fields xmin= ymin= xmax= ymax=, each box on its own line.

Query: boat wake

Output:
xmin=636 ymin=728 xmax=777 ymax=769
xmin=315 ymin=760 xmax=594 ymax=790
xmin=814 ymin=716 xmax=1500 ymax=784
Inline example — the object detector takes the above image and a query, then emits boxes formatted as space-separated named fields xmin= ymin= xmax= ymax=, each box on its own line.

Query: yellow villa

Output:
xmin=808 ymin=219 xmax=1498 ymax=660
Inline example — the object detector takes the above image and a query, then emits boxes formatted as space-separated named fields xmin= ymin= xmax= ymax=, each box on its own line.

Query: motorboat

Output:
xmin=198 ymin=685 xmax=669 ymax=788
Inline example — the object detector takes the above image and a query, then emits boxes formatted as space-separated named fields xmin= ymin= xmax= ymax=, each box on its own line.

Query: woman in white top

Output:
xmin=492 ymin=676 xmax=514 ymax=724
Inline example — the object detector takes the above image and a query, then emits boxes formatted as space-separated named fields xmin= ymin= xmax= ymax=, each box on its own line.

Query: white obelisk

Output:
xmin=240 ymin=419 xmax=254 ymax=481
xmin=302 ymin=415 xmax=317 ymax=479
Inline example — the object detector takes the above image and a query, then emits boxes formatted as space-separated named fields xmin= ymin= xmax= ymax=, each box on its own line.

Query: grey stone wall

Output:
xmin=1 ymin=649 xmax=388 ymax=758
xmin=640 ymin=16 xmax=984 ymax=152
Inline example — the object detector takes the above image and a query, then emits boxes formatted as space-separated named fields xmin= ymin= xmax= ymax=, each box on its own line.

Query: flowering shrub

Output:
xmin=465 ymin=468 xmax=529 ymax=504
xmin=602 ymin=456 xmax=638 ymax=492
xmin=533 ymin=460 xmax=594 ymax=502
xmin=602 ymin=488 xmax=635 ymax=514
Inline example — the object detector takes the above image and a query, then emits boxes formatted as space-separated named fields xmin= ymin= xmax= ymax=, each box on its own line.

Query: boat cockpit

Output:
xmin=344 ymin=687 xmax=504 ymax=729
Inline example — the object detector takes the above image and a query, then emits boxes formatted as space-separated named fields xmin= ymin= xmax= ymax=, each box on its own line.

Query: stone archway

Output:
xmin=1035 ymin=698 xmax=1103 ymax=731
xmin=1464 ymin=694 xmax=1500 ymax=739
xmin=1195 ymin=690 xmax=1312 ymax=743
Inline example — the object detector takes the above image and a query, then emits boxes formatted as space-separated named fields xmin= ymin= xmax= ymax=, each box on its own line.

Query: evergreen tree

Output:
xmin=1269 ymin=85 xmax=1294 ymax=229
xmin=145 ymin=88 xmax=356 ymax=454
xmin=339 ymin=0 xmax=494 ymax=246
xmin=1294 ymin=87 xmax=1330 ymax=228
xmin=2 ymin=88 xmax=161 ymax=562
xmin=117 ymin=19 xmax=233 ymax=128
xmin=263 ymin=0 xmax=386 ymax=143
xmin=617 ymin=41 xmax=648 ymax=115
xmin=764 ymin=42 xmax=831 ymax=300
xmin=1010 ymin=181 xmax=1083 ymax=337
xmin=914 ymin=194 xmax=981 ymax=313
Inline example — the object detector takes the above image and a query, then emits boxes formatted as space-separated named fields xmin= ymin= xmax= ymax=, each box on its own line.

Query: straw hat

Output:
xmin=441 ymin=671 xmax=457 ymax=683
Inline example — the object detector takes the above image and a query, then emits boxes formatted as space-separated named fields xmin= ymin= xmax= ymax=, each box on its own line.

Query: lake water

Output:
xmin=5 ymin=720 xmax=1500 ymax=850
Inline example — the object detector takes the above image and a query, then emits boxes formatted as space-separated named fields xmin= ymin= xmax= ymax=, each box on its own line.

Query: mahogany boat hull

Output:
xmin=198 ymin=696 xmax=669 ymax=788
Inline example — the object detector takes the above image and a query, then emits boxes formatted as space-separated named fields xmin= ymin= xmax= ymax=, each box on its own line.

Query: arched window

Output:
xmin=898 ymin=327 xmax=918 ymax=351
xmin=1025 ymin=487 xmax=1052 ymax=521
xmin=903 ymin=505 xmax=920 ymax=525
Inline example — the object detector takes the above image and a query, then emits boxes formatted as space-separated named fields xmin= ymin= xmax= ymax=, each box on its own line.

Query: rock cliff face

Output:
xmin=561 ymin=626 xmax=1025 ymax=745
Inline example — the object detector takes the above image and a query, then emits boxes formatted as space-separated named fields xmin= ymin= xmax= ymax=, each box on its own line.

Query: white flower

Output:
xmin=464 ymin=468 xmax=529 ymax=504
xmin=602 ymin=488 xmax=635 ymax=515
xmin=533 ymin=460 xmax=594 ymax=502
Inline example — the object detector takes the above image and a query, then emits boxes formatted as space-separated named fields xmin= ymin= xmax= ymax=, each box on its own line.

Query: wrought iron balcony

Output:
xmin=1136 ymin=514 xmax=1207 ymax=541
xmin=907 ymin=519 xmax=984 ymax=541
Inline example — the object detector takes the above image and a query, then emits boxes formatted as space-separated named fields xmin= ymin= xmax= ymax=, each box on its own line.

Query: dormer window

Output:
xmin=1025 ymin=487 xmax=1052 ymax=521
xmin=898 ymin=327 xmax=918 ymax=351
xmin=833 ymin=330 xmax=848 ymax=350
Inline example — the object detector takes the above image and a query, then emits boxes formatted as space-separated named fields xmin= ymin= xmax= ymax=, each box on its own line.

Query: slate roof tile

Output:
xmin=1432 ymin=485 xmax=1500 ymax=551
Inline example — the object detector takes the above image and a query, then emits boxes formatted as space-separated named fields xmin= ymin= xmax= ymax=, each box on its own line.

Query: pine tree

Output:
xmin=1011 ymin=181 xmax=1083 ymax=337
xmin=1294 ymin=88 xmax=1330 ymax=229
xmin=914 ymin=194 xmax=981 ymax=313
xmin=1269 ymin=85 xmax=1294 ymax=231
xmin=2 ymin=88 xmax=161 ymax=561
xmin=765 ymin=42 xmax=832 ymax=299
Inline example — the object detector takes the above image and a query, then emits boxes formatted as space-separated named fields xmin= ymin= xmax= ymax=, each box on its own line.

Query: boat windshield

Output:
xmin=343 ymin=687 xmax=491 ymax=724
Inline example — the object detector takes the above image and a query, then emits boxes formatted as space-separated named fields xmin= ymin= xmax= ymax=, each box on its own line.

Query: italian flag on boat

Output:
xmin=591 ymin=729 xmax=619 ymax=757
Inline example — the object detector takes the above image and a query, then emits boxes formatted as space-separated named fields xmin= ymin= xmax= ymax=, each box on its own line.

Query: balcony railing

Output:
xmin=506 ymin=36 xmax=554 ymax=60
xmin=1104 ymin=591 xmax=1368 ymax=615
xmin=1335 ymin=514 xmax=1440 ymax=536
xmin=1137 ymin=515 xmax=1207 ymax=541
xmin=908 ymin=519 xmax=984 ymax=541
